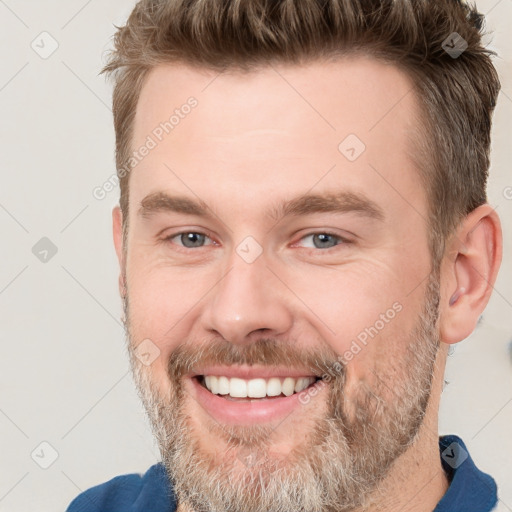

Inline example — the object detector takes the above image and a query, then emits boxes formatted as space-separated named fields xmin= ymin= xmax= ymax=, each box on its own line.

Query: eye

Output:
xmin=162 ymin=230 xmax=350 ymax=252
xmin=296 ymin=232 xmax=349 ymax=250
xmin=164 ymin=231 xmax=214 ymax=249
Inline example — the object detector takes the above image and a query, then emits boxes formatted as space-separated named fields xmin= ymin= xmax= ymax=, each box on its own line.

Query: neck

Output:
xmin=353 ymin=421 xmax=449 ymax=512
xmin=351 ymin=342 xmax=450 ymax=512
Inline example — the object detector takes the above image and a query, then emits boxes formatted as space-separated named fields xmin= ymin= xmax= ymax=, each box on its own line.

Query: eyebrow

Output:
xmin=138 ymin=190 xmax=384 ymax=222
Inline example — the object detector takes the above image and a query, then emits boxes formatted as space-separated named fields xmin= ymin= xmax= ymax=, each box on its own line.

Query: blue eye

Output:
xmin=297 ymin=232 xmax=346 ymax=250
xmin=166 ymin=232 xmax=213 ymax=249
xmin=163 ymin=231 xmax=349 ymax=252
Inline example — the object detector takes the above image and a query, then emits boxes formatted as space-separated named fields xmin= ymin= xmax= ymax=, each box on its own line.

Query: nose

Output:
xmin=200 ymin=249 xmax=293 ymax=346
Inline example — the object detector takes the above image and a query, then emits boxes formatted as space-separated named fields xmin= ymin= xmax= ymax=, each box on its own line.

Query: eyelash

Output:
xmin=161 ymin=230 xmax=352 ymax=253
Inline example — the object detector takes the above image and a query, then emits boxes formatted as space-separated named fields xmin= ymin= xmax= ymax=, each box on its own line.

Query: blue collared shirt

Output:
xmin=66 ymin=434 xmax=498 ymax=512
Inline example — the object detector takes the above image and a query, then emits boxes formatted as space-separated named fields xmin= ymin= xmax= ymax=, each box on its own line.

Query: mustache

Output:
xmin=167 ymin=337 xmax=345 ymax=382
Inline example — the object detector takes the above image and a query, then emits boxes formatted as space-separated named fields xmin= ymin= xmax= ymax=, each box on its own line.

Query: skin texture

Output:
xmin=112 ymin=57 xmax=502 ymax=511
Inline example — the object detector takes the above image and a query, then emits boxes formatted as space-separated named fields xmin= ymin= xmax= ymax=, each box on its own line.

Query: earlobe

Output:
xmin=439 ymin=205 xmax=502 ymax=345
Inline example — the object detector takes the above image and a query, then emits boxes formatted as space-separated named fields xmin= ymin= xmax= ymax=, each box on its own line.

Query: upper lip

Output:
xmin=189 ymin=365 xmax=320 ymax=380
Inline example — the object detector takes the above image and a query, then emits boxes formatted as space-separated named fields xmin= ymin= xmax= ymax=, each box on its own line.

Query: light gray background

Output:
xmin=0 ymin=1 xmax=510 ymax=511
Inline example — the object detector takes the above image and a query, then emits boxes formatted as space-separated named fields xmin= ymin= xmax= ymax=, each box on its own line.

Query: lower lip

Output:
xmin=188 ymin=377 xmax=322 ymax=425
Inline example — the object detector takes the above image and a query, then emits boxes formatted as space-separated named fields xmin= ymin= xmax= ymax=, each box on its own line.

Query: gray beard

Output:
xmin=123 ymin=271 xmax=440 ymax=512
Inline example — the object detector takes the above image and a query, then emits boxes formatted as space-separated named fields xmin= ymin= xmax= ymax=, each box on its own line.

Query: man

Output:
xmin=67 ymin=0 xmax=503 ymax=510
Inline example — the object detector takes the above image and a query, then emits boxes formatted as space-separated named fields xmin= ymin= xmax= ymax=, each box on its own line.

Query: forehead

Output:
xmin=130 ymin=56 xmax=426 ymax=224
xmin=134 ymin=56 xmax=420 ymax=140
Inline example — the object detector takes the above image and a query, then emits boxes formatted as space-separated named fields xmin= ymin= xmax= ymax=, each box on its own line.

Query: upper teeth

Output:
xmin=203 ymin=376 xmax=316 ymax=398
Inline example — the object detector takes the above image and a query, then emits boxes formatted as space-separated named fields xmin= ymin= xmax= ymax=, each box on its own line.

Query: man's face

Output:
xmin=117 ymin=57 xmax=443 ymax=511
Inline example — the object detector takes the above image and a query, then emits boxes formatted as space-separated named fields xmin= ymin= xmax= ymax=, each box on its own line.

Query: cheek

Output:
xmin=288 ymin=258 xmax=422 ymax=353
xmin=126 ymin=255 xmax=211 ymax=363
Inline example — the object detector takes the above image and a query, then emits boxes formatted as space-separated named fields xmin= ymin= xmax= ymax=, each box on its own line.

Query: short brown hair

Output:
xmin=102 ymin=0 xmax=500 ymax=268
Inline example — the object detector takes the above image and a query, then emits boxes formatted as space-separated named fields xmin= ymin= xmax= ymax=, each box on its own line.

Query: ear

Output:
xmin=439 ymin=204 xmax=502 ymax=344
xmin=112 ymin=206 xmax=126 ymax=298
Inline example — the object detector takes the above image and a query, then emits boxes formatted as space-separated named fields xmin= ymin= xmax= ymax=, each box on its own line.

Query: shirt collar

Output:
xmin=433 ymin=434 xmax=498 ymax=512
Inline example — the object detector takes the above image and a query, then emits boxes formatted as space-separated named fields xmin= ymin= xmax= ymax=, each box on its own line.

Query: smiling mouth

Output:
xmin=196 ymin=375 xmax=321 ymax=401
